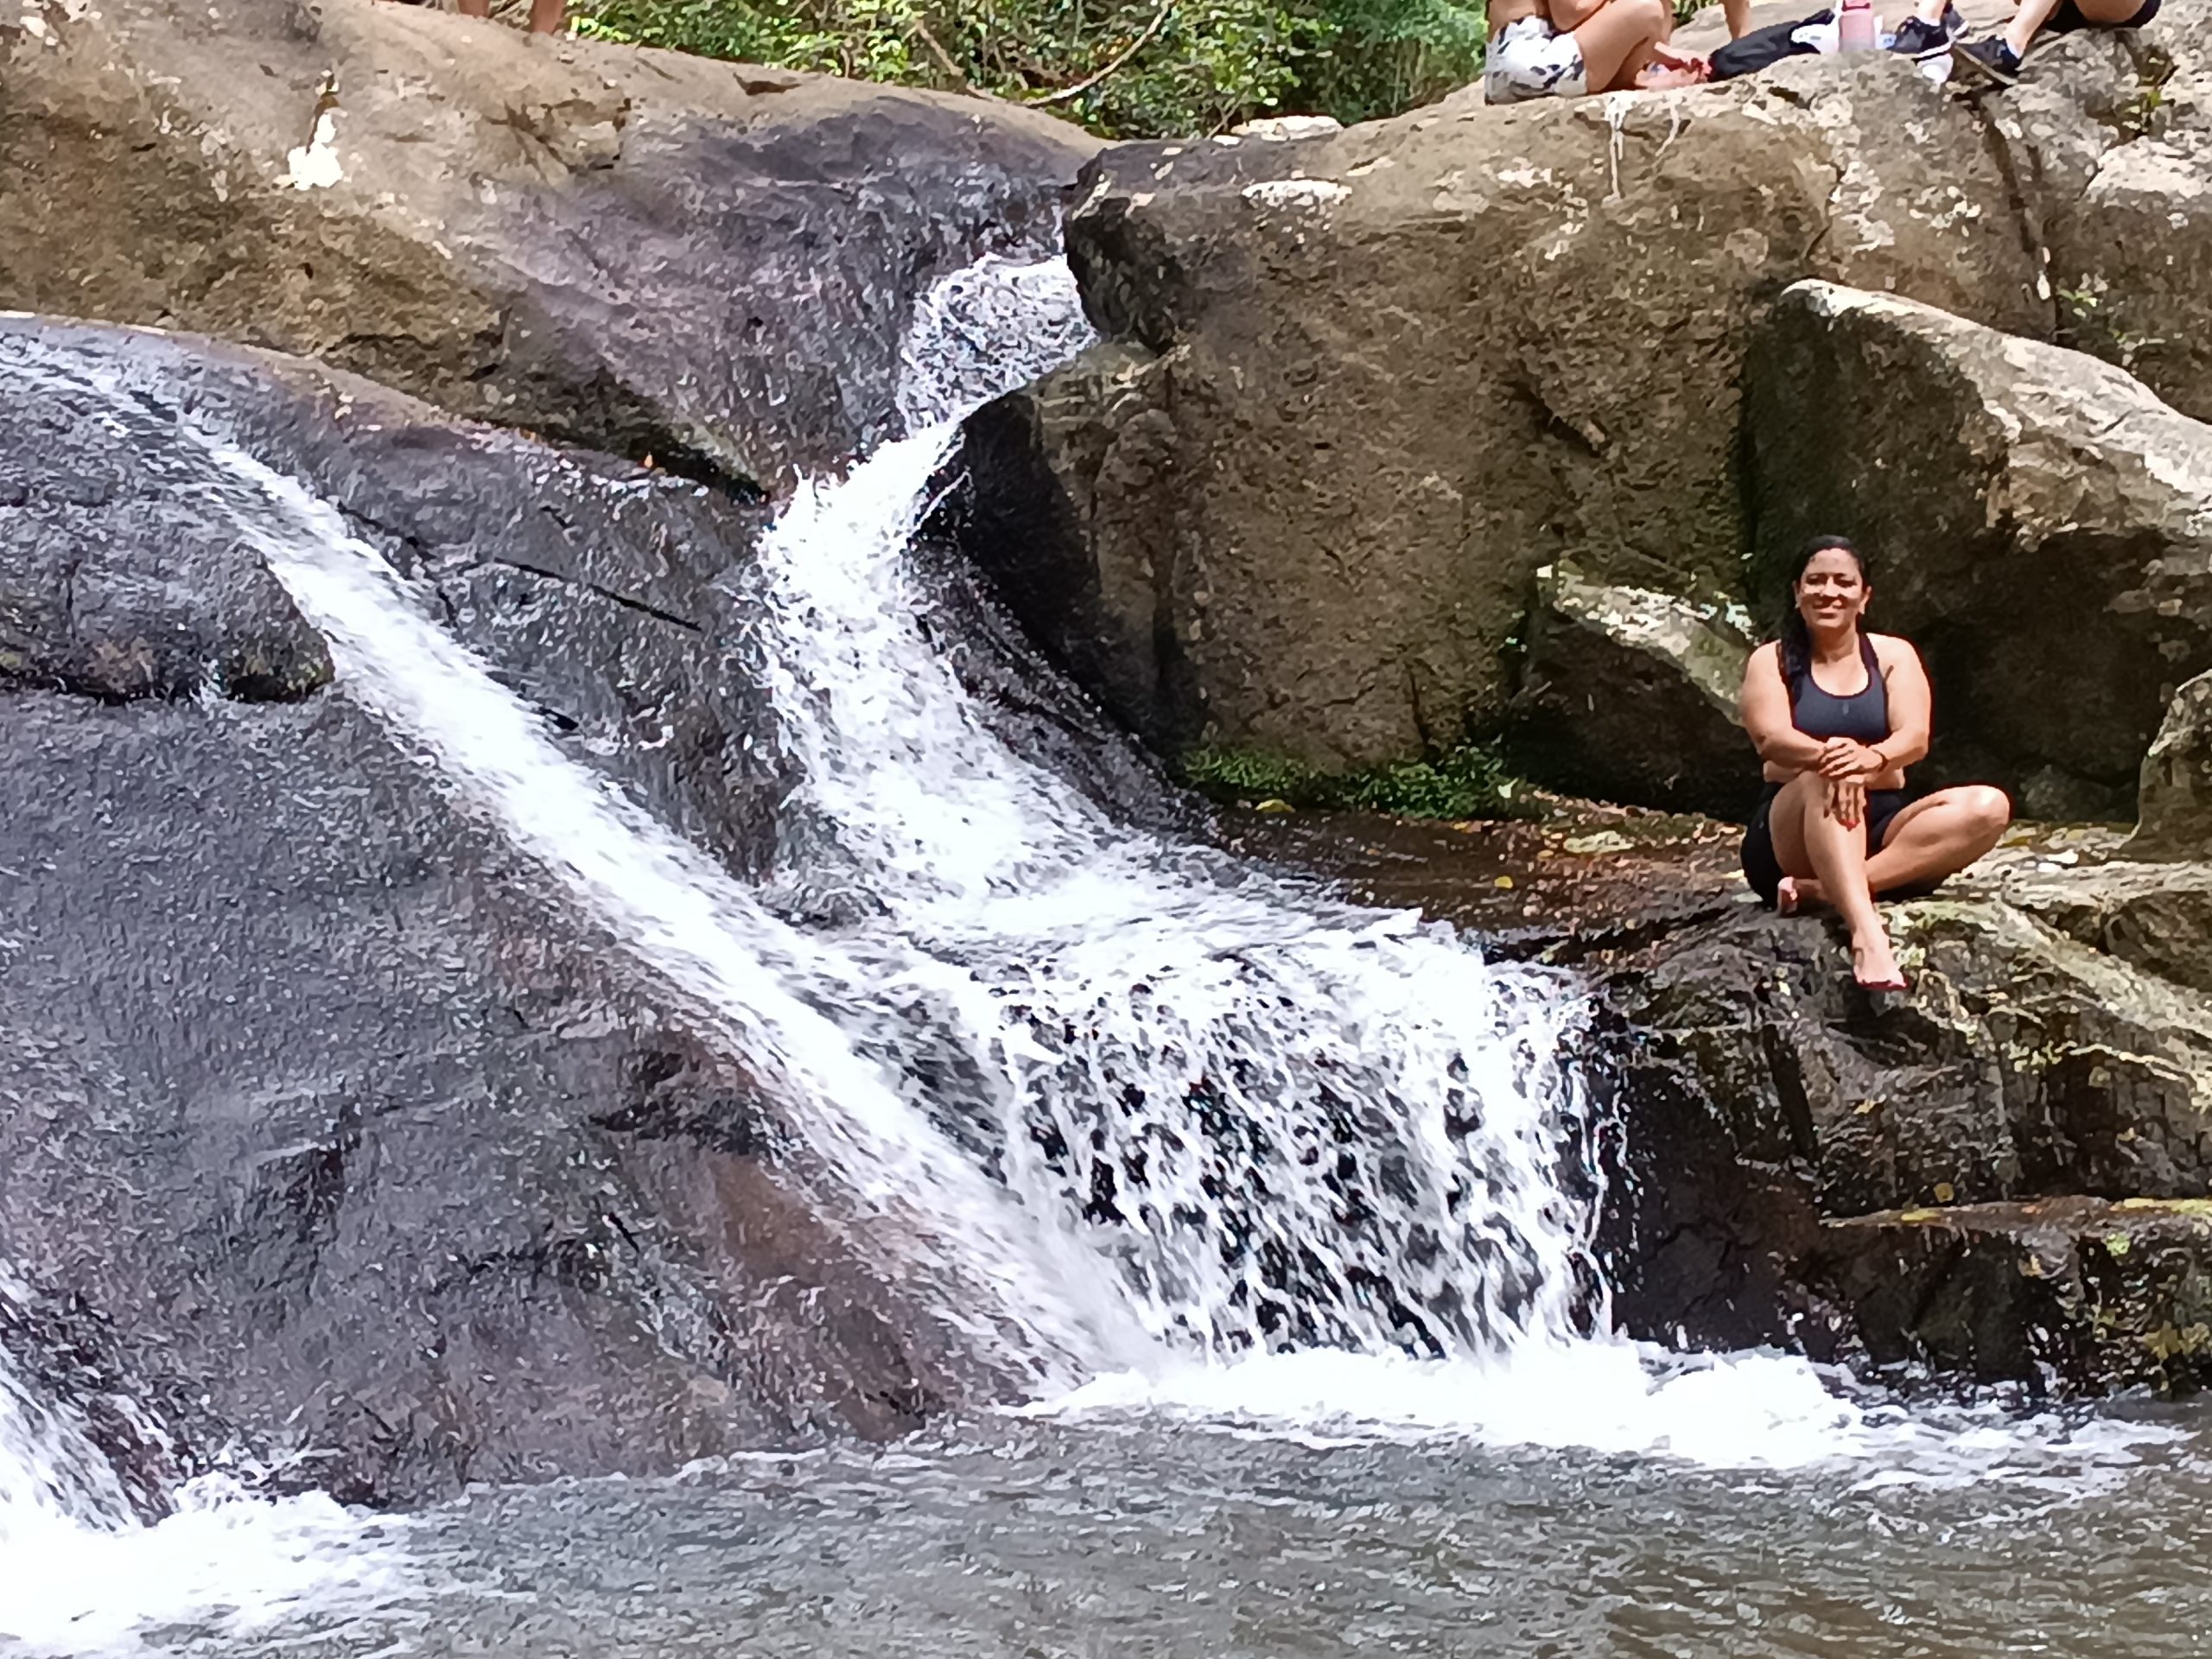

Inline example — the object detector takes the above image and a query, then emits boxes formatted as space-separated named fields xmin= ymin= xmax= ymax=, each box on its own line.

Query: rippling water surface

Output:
xmin=111 ymin=1394 xmax=2212 ymax=1659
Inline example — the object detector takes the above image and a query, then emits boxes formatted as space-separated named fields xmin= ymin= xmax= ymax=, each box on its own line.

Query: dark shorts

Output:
xmin=2050 ymin=0 xmax=2158 ymax=28
xmin=1741 ymin=784 xmax=1911 ymax=907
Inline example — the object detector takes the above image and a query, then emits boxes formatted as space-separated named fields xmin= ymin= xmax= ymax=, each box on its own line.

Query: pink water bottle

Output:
xmin=1838 ymin=0 xmax=1878 ymax=49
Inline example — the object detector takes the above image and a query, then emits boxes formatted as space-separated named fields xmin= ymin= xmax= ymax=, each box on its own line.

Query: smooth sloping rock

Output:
xmin=966 ymin=53 xmax=2055 ymax=773
xmin=0 ymin=0 xmax=1096 ymax=486
xmin=1747 ymin=280 xmax=2212 ymax=819
xmin=1508 ymin=562 xmax=1754 ymax=817
xmin=0 ymin=317 xmax=982 ymax=1506
xmin=2133 ymin=671 xmax=2212 ymax=857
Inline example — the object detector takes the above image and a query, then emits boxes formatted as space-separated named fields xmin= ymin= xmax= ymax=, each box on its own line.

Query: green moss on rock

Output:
xmin=1179 ymin=743 xmax=1542 ymax=823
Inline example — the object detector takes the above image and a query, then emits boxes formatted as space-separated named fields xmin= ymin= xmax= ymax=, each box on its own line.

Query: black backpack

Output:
xmin=1709 ymin=10 xmax=1834 ymax=79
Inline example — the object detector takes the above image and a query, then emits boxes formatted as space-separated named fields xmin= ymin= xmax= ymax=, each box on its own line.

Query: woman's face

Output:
xmin=1796 ymin=548 xmax=1869 ymax=634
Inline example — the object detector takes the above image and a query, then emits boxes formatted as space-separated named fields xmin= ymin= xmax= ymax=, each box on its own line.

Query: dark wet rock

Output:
xmin=0 ymin=316 xmax=989 ymax=1508
xmin=4 ymin=316 xmax=791 ymax=876
xmin=1810 ymin=1197 xmax=2212 ymax=1395
xmin=944 ymin=341 xmax=1196 ymax=754
xmin=0 ymin=0 xmax=1097 ymax=486
xmin=1592 ymin=841 xmax=2212 ymax=1392
xmin=2133 ymin=671 xmax=2212 ymax=858
xmin=1747 ymin=281 xmax=2212 ymax=820
xmin=1242 ymin=806 xmax=2212 ymax=1395
xmin=1507 ymin=562 xmax=1755 ymax=818
xmin=0 ymin=380 xmax=334 ymax=702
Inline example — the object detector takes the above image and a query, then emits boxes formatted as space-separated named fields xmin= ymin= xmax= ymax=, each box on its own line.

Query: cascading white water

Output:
xmin=0 ymin=1271 xmax=140 ymax=1552
xmin=6 ymin=263 xmax=1609 ymax=1408
xmin=745 ymin=257 xmax=1603 ymax=1363
xmin=2 ymin=256 xmax=2025 ymax=1632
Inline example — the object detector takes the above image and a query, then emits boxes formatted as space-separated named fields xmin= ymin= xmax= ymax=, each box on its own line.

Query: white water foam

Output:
xmin=0 ymin=1273 xmax=410 ymax=1656
xmin=748 ymin=261 xmax=1603 ymax=1362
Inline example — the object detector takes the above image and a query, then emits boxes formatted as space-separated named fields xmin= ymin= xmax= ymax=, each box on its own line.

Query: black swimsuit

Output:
xmin=1741 ymin=632 xmax=1910 ymax=906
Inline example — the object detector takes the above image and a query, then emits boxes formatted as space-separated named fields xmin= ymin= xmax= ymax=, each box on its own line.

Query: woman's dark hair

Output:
xmin=1778 ymin=534 xmax=1870 ymax=690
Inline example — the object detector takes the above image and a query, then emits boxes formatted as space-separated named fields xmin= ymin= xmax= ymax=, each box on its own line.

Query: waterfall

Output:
xmin=0 ymin=1271 xmax=140 ymax=1552
xmin=2 ymin=259 xmax=1605 ymax=1394
xmin=743 ymin=257 xmax=1602 ymax=1362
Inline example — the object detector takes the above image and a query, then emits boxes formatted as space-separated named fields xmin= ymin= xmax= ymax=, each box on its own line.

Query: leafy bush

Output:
xmin=1179 ymin=742 xmax=1540 ymax=822
xmin=569 ymin=0 xmax=1491 ymax=138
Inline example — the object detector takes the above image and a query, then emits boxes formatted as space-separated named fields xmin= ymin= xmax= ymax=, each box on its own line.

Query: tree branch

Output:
xmin=908 ymin=15 xmax=984 ymax=93
xmin=1027 ymin=0 xmax=1173 ymax=106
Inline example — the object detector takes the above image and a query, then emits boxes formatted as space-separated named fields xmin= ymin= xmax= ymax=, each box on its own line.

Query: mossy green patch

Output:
xmin=1179 ymin=742 xmax=1542 ymax=823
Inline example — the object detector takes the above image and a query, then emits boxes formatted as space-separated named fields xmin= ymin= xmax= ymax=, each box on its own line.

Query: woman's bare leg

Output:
xmin=1789 ymin=785 xmax=2012 ymax=908
xmin=2000 ymin=0 xmax=2066 ymax=53
xmin=1864 ymin=786 xmax=2012 ymax=891
xmin=1768 ymin=772 xmax=1904 ymax=986
xmin=529 ymin=0 xmax=565 ymax=31
xmin=1573 ymin=0 xmax=1675 ymax=92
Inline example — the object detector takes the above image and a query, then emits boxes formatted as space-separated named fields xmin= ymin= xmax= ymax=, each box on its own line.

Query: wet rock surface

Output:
xmin=1815 ymin=1196 xmax=2212 ymax=1395
xmin=0 ymin=0 xmax=1096 ymax=486
xmin=0 ymin=319 xmax=992 ymax=1508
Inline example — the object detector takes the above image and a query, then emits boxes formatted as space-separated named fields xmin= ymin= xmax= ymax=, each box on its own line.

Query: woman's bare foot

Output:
xmin=1775 ymin=875 xmax=1835 ymax=916
xmin=1851 ymin=928 xmax=1906 ymax=992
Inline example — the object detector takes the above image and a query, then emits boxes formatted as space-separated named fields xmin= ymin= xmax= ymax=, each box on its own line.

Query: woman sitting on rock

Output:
xmin=1484 ymin=0 xmax=1707 ymax=103
xmin=1737 ymin=536 xmax=2012 ymax=989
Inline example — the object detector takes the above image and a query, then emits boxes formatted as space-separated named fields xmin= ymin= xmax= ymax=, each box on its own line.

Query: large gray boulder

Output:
xmin=2133 ymin=671 xmax=2212 ymax=856
xmin=0 ymin=315 xmax=977 ymax=1507
xmin=0 ymin=0 xmax=1096 ymax=486
xmin=951 ymin=0 xmax=2210 ymax=799
xmin=960 ymin=53 xmax=2058 ymax=774
xmin=1747 ymin=280 xmax=2212 ymax=820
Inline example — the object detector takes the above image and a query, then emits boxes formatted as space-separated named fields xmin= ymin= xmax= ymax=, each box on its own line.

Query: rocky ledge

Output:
xmin=1 ymin=0 xmax=1096 ymax=487
xmin=1246 ymin=798 xmax=2212 ymax=1398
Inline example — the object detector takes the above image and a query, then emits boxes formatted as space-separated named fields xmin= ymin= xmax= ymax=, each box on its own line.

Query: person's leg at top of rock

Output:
xmin=1952 ymin=0 xmax=2161 ymax=84
xmin=447 ymin=0 xmax=567 ymax=29
xmin=1484 ymin=0 xmax=1706 ymax=103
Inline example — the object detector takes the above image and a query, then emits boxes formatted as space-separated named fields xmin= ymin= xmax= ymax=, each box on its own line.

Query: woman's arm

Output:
xmin=1740 ymin=643 xmax=1829 ymax=772
xmin=1870 ymin=634 xmax=1932 ymax=770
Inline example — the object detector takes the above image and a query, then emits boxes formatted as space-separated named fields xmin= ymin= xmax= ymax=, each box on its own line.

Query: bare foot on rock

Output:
xmin=1851 ymin=928 xmax=1906 ymax=992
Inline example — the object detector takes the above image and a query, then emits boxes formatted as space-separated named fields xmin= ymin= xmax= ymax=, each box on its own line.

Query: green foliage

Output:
xmin=569 ymin=0 xmax=1491 ymax=138
xmin=1179 ymin=742 xmax=1540 ymax=822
